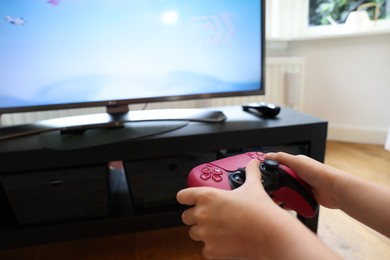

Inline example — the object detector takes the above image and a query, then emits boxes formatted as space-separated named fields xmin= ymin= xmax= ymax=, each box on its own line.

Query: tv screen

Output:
xmin=0 ymin=0 xmax=264 ymax=115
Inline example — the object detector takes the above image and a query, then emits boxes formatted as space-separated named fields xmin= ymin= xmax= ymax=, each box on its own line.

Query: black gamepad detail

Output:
xmin=242 ymin=102 xmax=281 ymax=118
xmin=228 ymin=159 xmax=280 ymax=193
xmin=187 ymin=152 xmax=319 ymax=218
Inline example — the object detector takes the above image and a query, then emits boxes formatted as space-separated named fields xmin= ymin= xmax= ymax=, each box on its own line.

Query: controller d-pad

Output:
xmin=200 ymin=167 xmax=223 ymax=182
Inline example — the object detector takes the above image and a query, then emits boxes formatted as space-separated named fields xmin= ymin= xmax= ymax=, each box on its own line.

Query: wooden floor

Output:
xmin=318 ymin=141 xmax=390 ymax=260
xmin=0 ymin=141 xmax=389 ymax=259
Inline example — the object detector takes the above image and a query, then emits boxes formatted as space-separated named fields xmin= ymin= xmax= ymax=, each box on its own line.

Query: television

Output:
xmin=0 ymin=0 xmax=265 ymax=142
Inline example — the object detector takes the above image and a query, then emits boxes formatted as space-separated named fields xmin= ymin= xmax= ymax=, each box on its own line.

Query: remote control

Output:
xmin=242 ymin=102 xmax=281 ymax=118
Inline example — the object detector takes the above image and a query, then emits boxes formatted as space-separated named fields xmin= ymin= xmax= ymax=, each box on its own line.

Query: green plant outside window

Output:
xmin=309 ymin=0 xmax=389 ymax=25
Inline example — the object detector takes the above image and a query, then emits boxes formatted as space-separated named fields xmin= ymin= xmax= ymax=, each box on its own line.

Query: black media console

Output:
xmin=0 ymin=106 xmax=327 ymax=249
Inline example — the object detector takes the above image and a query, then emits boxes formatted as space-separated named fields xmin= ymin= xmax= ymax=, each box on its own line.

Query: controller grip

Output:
xmin=273 ymin=170 xmax=318 ymax=218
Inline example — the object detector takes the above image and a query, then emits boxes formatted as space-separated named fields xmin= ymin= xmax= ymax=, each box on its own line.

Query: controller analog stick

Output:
xmin=232 ymin=174 xmax=244 ymax=184
xmin=229 ymin=172 xmax=245 ymax=188
xmin=264 ymin=159 xmax=279 ymax=172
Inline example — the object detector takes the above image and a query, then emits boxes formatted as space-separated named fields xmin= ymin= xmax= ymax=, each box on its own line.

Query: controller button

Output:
xmin=200 ymin=167 xmax=212 ymax=180
xmin=256 ymin=152 xmax=265 ymax=162
xmin=201 ymin=167 xmax=211 ymax=174
xmin=200 ymin=172 xmax=212 ymax=180
xmin=212 ymin=174 xmax=223 ymax=182
xmin=213 ymin=168 xmax=223 ymax=175
xmin=264 ymin=159 xmax=279 ymax=172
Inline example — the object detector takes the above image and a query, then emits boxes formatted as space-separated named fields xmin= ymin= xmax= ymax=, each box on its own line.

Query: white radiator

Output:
xmin=1 ymin=57 xmax=305 ymax=125
xmin=199 ymin=57 xmax=306 ymax=110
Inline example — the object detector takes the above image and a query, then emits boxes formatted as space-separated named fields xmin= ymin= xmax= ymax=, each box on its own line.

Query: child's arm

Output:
xmin=266 ymin=152 xmax=390 ymax=238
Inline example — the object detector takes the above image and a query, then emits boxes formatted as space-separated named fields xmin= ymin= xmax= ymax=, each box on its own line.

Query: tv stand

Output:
xmin=0 ymin=107 xmax=227 ymax=141
xmin=0 ymin=106 xmax=327 ymax=249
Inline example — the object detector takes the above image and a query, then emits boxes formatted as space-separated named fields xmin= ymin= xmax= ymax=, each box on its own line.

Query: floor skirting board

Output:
xmin=328 ymin=125 xmax=388 ymax=146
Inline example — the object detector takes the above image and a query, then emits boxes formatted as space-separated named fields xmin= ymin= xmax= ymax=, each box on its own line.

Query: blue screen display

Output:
xmin=0 ymin=0 xmax=263 ymax=110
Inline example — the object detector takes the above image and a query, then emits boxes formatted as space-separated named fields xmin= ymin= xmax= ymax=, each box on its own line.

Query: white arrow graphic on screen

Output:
xmin=193 ymin=13 xmax=236 ymax=46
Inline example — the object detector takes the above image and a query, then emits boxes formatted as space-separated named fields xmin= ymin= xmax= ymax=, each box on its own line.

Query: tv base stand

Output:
xmin=0 ymin=108 xmax=226 ymax=141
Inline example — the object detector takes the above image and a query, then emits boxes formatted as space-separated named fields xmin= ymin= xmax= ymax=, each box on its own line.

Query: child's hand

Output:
xmin=266 ymin=152 xmax=343 ymax=209
xmin=177 ymin=159 xmax=287 ymax=259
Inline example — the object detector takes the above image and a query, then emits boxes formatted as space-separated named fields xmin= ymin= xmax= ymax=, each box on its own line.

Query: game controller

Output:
xmin=187 ymin=152 xmax=319 ymax=218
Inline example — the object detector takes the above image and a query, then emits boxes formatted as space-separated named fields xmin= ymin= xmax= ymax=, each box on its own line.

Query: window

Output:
xmin=266 ymin=0 xmax=390 ymax=40
xmin=309 ymin=0 xmax=389 ymax=26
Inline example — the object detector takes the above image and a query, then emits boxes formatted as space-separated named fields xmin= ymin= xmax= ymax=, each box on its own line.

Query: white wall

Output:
xmin=286 ymin=33 xmax=390 ymax=145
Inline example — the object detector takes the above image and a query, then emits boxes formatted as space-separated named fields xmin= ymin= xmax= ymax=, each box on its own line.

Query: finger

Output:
xmin=188 ymin=225 xmax=203 ymax=242
xmin=181 ymin=207 xmax=197 ymax=226
xmin=265 ymin=152 xmax=303 ymax=176
xmin=244 ymin=159 xmax=261 ymax=182
xmin=177 ymin=187 xmax=218 ymax=206
xmin=266 ymin=152 xmax=294 ymax=164
xmin=177 ymin=187 xmax=200 ymax=206
xmin=266 ymin=152 xmax=319 ymax=180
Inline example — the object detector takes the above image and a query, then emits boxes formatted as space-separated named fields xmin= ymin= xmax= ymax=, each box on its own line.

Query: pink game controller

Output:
xmin=188 ymin=152 xmax=318 ymax=218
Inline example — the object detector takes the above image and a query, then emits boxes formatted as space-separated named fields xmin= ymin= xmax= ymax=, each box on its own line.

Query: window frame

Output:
xmin=266 ymin=0 xmax=390 ymax=41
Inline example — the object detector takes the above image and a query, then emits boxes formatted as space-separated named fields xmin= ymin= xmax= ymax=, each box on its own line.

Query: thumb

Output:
xmin=242 ymin=159 xmax=282 ymax=205
xmin=241 ymin=159 xmax=263 ymax=189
